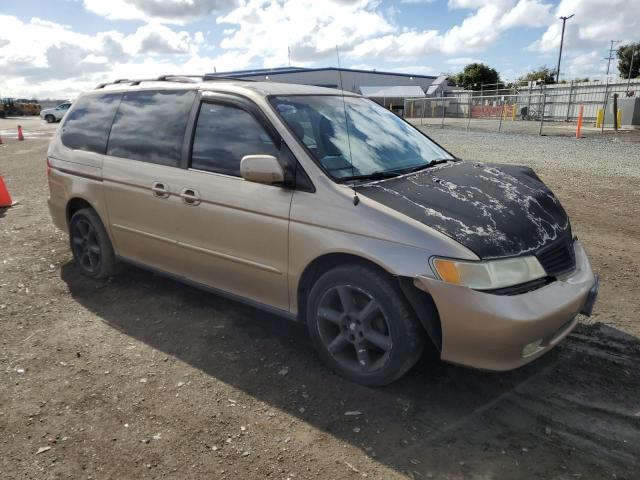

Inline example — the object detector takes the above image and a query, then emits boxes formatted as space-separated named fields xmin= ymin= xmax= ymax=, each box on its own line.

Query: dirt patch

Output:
xmin=1 ymin=130 xmax=639 ymax=479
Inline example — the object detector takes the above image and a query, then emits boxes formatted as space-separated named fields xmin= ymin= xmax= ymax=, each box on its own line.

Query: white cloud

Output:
xmin=83 ymin=0 xmax=238 ymax=24
xmin=530 ymin=0 xmax=639 ymax=53
xmin=217 ymin=0 xmax=394 ymax=67
xmin=3 ymin=0 xmax=638 ymax=98
xmin=342 ymin=1 xmax=545 ymax=61
xmin=527 ymin=0 xmax=640 ymax=80
xmin=214 ymin=0 xmax=541 ymax=66
xmin=0 ymin=14 xmax=242 ymax=98
xmin=124 ymin=24 xmax=194 ymax=55
xmin=499 ymin=0 xmax=554 ymax=29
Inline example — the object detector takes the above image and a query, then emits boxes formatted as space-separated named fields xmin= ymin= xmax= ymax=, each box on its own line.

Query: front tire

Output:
xmin=306 ymin=264 xmax=425 ymax=386
xmin=45 ymin=114 xmax=55 ymax=123
xmin=69 ymin=208 xmax=118 ymax=279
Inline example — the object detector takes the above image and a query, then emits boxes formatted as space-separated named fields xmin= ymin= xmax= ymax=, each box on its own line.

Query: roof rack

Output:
xmin=95 ymin=74 xmax=254 ymax=89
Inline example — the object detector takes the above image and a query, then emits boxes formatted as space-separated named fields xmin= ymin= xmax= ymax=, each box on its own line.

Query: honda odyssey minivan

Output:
xmin=47 ymin=76 xmax=598 ymax=386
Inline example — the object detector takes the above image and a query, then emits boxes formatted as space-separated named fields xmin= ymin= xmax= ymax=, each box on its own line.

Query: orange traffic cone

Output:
xmin=0 ymin=176 xmax=15 ymax=208
xmin=17 ymin=125 xmax=24 ymax=141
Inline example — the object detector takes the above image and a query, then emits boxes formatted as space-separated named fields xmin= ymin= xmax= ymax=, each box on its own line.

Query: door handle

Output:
xmin=151 ymin=182 xmax=170 ymax=198
xmin=180 ymin=188 xmax=201 ymax=206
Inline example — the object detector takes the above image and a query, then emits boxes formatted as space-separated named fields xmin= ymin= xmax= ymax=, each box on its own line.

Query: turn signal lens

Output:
xmin=432 ymin=258 xmax=461 ymax=284
xmin=431 ymin=256 xmax=546 ymax=290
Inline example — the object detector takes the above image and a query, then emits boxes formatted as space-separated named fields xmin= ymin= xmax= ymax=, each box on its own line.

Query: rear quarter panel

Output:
xmin=47 ymin=132 xmax=110 ymax=242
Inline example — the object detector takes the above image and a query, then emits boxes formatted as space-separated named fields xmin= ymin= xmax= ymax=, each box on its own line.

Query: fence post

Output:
xmin=421 ymin=98 xmax=425 ymax=126
xmin=613 ymin=93 xmax=618 ymax=131
xmin=566 ymin=80 xmax=574 ymax=121
xmin=601 ymin=78 xmax=610 ymax=134
xmin=441 ymin=97 xmax=446 ymax=129
xmin=498 ymin=101 xmax=505 ymax=133
xmin=539 ymin=86 xmax=546 ymax=135
xmin=466 ymin=97 xmax=472 ymax=132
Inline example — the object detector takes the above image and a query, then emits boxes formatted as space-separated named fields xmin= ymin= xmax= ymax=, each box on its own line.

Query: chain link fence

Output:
xmin=403 ymin=79 xmax=640 ymax=136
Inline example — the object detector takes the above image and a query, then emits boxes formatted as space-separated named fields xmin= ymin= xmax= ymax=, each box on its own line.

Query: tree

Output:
xmin=617 ymin=43 xmax=640 ymax=79
xmin=517 ymin=66 xmax=556 ymax=85
xmin=452 ymin=63 xmax=500 ymax=90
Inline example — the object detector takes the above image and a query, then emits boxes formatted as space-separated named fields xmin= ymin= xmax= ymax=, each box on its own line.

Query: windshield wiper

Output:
xmin=340 ymin=170 xmax=401 ymax=182
xmin=403 ymin=158 xmax=454 ymax=174
xmin=339 ymin=158 xmax=455 ymax=182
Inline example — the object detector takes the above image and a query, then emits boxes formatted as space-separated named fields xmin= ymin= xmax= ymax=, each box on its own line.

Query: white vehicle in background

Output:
xmin=40 ymin=102 xmax=72 ymax=123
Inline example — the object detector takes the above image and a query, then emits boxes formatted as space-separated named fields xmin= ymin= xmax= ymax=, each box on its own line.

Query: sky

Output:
xmin=0 ymin=0 xmax=638 ymax=99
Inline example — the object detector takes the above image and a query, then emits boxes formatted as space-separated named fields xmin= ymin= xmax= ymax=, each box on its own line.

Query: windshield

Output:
xmin=270 ymin=95 xmax=453 ymax=181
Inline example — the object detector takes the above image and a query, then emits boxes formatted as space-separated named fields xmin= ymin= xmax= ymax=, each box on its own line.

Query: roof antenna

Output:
xmin=335 ymin=45 xmax=359 ymax=206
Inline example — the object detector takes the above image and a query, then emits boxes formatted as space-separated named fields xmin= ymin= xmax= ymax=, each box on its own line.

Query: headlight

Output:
xmin=430 ymin=256 xmax=546 ymax=290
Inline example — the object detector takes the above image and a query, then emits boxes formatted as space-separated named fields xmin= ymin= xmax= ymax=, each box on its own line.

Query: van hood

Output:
xmin=358 ymin=161 xmax=570 ymax=259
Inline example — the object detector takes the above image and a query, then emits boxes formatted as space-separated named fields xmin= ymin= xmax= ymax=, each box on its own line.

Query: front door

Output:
xmin=169 ymin=96 xmax=293 ymax=311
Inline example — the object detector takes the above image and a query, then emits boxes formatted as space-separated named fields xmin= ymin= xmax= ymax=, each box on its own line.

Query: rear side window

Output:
xmin=61 ymin=93 xmax=121 ymax=154
xmin=191 ymin=103 xmax=279 ymax=176
xmin=107 ymin=89 xmax=195 ymax=166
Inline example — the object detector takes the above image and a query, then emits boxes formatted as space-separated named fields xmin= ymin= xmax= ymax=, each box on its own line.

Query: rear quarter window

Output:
xmin=106 ymin=89 xmax=195 ymax=167
xmin=61 ymin=93 xmax=122 ymax=154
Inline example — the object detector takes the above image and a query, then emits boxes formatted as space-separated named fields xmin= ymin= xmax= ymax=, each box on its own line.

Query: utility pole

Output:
xmin=627 ymin=46 xmax=637 ymax=95
xmin=556 ymin=14 xmax=574 ymax=83
xmin=605 ymin=40 xmax=621 ymax=77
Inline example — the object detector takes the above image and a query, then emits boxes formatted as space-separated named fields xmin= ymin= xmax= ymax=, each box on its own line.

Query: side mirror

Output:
xmin=240 ymin=155 xmax=284 ymax=185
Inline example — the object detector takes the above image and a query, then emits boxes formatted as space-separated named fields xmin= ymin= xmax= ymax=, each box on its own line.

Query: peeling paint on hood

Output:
xmin=359 ymin=161 xmax=570 ymax=259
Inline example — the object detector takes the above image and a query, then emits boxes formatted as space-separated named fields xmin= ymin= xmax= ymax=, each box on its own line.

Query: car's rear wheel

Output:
xmin=69 ymin=208 xmax=118 ymax=279
xmin=306 ymin=264 xmax=425 ymax=386
xmin=45 ymin=114 xmax=55 ymax=123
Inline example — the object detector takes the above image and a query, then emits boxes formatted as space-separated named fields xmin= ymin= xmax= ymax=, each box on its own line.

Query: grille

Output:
xmin=536 ymin=234 xmax=576 ymax=277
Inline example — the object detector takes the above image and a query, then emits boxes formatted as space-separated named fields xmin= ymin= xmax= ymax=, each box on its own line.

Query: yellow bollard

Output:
xmin=617 ymin=109 xmax=622 ymax=128
xmin=432 ymin=104 xmax=436 ymax=117
xmin=390 ymin=102 xmax=393 ymax=111
xmin=595 ymin=108 xmax=604 ymax=128
xmin=410 ymin=102 xmax=414 ymax=118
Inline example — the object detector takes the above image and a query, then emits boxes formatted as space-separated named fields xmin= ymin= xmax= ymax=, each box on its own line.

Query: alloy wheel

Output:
xmin=316 ymin=285 xmax=392 ymax=373
xmin=71 ymin=218 xmax=102 ymax=274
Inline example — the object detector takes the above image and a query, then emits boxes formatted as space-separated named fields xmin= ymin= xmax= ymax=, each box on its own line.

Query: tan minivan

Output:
xmin=47 ymin=76 xmax=598 ymax=385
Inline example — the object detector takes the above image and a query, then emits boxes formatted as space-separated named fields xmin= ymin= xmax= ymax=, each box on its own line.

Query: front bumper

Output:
xmin=414 ymin=241 xmax=597 ymax=371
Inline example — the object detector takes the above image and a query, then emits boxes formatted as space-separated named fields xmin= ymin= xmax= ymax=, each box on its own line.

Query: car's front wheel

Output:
xmin=45 ymin=114 xmax=55 ymax=123
xmin=306 ymin=264 xmax=425 ymax=386
xmin=69 ymin=208 xmax=118 ymax=279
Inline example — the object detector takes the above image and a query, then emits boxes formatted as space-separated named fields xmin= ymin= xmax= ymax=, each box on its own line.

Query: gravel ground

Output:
xmin=409 ymin=117 xmax=640 ymax=143
xmin=1 ymin=117 xmax=639 ymax=480
xmin=421 ymin=126 xmax=640 ymax=177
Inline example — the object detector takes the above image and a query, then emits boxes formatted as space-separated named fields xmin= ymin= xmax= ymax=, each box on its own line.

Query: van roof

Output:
xmin=93 ymin=77 xmax=358 ymax=98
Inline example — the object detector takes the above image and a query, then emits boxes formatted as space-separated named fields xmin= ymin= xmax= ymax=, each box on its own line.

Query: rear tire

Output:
xmin=69 ymin=208 xmax=118 ymax=279
xmin=45 ymin=114 xmax=55 ymax=123
xmin=306 ymin=264 xmax=425 ymax=386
